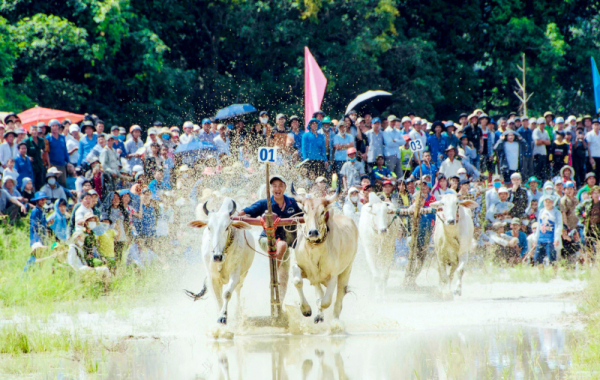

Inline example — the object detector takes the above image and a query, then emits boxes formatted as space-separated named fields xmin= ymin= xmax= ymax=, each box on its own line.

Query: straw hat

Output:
xmin=77 ymin=212 xmax=99 ymax=226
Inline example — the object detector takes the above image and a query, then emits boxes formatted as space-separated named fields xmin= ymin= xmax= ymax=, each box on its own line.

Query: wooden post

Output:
xmin=404 ymin=150 xmax=424 ymax=287
xmin=264 ymin=139 xmax=283 ymax=320
xmin=514 ymin=53 xmax=533 ymax=117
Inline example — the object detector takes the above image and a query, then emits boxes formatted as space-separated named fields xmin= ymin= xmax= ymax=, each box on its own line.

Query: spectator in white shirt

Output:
xmin=532 ymin=118 xmax=551 ymax=180
xmin=179 ymin=121 xmax=198 ymax=144
xmin=66 ymin=124 xmax=80 ymax=165
xmin=0 ymin=130 xmax=18 ymax=169
xmin=586 ymin=119 xmax=600 ymax=179
xmin=125 ymin=125 xmax=144 ymax=168
xmin=439 ymin=145 xmax=463 ymax=178
xmin=213 ymin=124 xmax=230 ymax=156
xmin=408 ymin=118 xmax=427 ymax=149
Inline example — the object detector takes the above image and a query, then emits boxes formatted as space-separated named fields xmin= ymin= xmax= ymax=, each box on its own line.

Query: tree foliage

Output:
xmin=1 ymin=0 xmax=599 ymax=126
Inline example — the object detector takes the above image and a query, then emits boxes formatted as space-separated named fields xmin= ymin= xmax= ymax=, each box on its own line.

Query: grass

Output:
xmin=570 ymin=269 xmax=600 ymax=377
xmin=0 ymin=324 xmax=113 ymax=375
xmin=0 ymin=223 xmax=176 ymax=317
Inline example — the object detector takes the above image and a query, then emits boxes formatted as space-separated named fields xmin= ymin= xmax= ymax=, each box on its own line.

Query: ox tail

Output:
xmin=184 ymin=278 xmax=208 ymax=302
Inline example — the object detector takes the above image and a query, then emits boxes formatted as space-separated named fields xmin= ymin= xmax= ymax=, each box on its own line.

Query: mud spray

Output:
xmin=2 ymin=163 xmax=586 ymax=379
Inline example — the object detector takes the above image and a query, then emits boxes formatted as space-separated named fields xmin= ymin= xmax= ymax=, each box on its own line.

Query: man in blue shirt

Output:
xmin=302 ymin=118 xmax=328 ymax=177
xmin=238 ymin=175 xmax=303 ymax=300
xmin=410 ymin=150 xmax=438 ymax=180
xmin=30 ymin=191 xmax=49 ymax=245
xmin=318 ymin=116 xmax=336 ymax=161
xmin=383 ymin=116 xmax=404 ymax=178
xmin=365 ymin=117 xmax=385 ymax=171
xmin=517 ymin=117 xmax=533 ymax=178
xmin=77 ymin=121 xmax=97 ymax=167
xmin=198 ymin=118 xmax=218 ymax=157
xmin=427 ymin=121 xmax=448 ymax=166
xmin=147 ymin=168 xmax=172 ymax=200
xmin=332 ymin=123 xmax=355 ymax=175
xmin=46 ymin=119 xmax=70 ymax=187
xmin=109 ymin=126 xmax=127 ymax=159
xmin=15 ymin=143 xmax=33 ymax=189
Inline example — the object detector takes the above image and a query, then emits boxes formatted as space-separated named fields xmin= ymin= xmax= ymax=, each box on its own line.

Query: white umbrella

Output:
xmin=345 ymin=90 xmax=392 ymax=115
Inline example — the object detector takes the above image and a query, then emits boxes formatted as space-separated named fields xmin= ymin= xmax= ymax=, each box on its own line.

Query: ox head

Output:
xmin=364 ymin=193 xmax=397 ymax=234
xmin=291 ymin=182 xmax=338 ymax=243
xmin=188 ymin=197 xmax=250 ymax=262
xmin=429 ymin=193 xmax=477 ymax=226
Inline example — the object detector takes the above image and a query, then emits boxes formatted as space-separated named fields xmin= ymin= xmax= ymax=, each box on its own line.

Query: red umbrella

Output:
xmin=18 ymin=106 xmax=85 ymax=131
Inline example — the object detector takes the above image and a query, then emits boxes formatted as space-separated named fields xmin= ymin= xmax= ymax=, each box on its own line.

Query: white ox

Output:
xmin=185 ymin=198 xmax=255 ymax=324
xmin=429 ymin=193 xmax=477 ymax=297
xmin=291 ymin=186 xmax=358 ymax=323
xmin=359 ymin=193 xmax=402 ymax=297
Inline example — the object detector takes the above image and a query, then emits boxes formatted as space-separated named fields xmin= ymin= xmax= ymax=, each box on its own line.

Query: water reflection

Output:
xmin=97 ymin=327 xmax=571 ymax=379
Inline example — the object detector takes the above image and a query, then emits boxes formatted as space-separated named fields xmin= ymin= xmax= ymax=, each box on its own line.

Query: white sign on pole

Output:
xmin=409 ymin=140 xmax=424 ymax=152
xmin=257 ymin=147 xmax=278 ymax=163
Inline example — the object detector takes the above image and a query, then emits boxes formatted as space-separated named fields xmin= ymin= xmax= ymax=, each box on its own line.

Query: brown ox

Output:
xmin=291 ymin=185 xmax=359 ymax=323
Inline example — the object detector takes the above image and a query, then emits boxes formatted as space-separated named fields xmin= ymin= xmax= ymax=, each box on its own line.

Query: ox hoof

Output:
xmin=453 ymin=288 xmax=462 ymax=296
xmin=314 ymin=314 xmax=324 ymax=324
xmin=217 ymin=316 xmax=227 ymax=325
xmin=300 ymin=304 xmax=312 ymax=317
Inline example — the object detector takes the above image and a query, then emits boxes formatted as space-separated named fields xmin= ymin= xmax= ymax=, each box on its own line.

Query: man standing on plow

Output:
xmin=238 ymin=175 xmax=303 ymax=301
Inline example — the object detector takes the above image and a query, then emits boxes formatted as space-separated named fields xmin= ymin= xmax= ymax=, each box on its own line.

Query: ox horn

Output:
xmin=229 ymin=200 xmax=237 ymax=216
xmin=203 ymin=201 xmax=210 ymax=216
xmin=291 ymin=182 xmax=298 ymax=196
xmin=326 ymin=183 xmax=341 ymax=203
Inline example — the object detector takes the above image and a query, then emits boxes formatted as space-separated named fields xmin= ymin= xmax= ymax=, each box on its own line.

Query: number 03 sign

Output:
xmin=257 ymin=147 xmax=278 ymax=163
xmin=409 ymin=140 xmax=424 ymax=152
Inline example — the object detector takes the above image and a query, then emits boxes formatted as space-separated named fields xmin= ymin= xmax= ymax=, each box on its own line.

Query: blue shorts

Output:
xmin=534 ymin=242 xmax=556 ymax=264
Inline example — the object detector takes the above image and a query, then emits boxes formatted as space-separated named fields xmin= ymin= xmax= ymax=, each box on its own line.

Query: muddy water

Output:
xmin=2 ymin=228 xmax=584 ymax=379
xmin=100 ymin=326 xmax=572 ymax=379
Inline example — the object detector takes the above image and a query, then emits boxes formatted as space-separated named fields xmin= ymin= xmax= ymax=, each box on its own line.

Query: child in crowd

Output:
xmin=533 ymin=196 xmax=563 ymax=265
xmin=47 ymin=199 xmax=68 ymax=241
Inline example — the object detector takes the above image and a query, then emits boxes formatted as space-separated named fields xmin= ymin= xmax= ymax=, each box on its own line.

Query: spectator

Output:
xmin=286 ymin=115 xmax=303 ymax=160
xmin=560 ymin=181 xmax=579 ymax=232
xmin=0 ymin=130 xmax=18 ymax=169
xmin=20 ymin=178 xmax=35 ymax=205
xmin=340 ymin=148 xmax=365 ymax=190
xmin=332 ymin=123 xmax=354 ymax=175
xmin=77 ymin=121 xmax=97 ymax=167
xmin=318 ymin=116 xmax=335 ymax=162
xmin=534 ymin=195 xmax=563 ymax=265
xmin=213 ymin=124 xmax=231 ymax=156
xmin=47 ymin=199 xmax=68 ymax=241
xmin=198 ymin=118 xmax=217 ymax=154
xmin=125 ymin=125 xmax=144 ymax=169
xmin=302 ymin=118 xmax=328 ymax=177
xmin=148 ymin=168 xmax=172 ymax=198
xmin=371 ymin=154 xmax=396 ymax=186
xmin=40 ymin=167 xmax=68 ymax=203
xmin=29 ymin=191 xmax=49 ymax=244
xmin=66 ymin=124 xmax=80 ymax=165
xmin=575 ymin=185 xmax=600 ymax=250
xmin=571 ymin=127 xmax=588 ymax=185
xmin=586 ymin=119 xmax=600 ymax=179
xmin=532 ymin=117 xmax=551 ymax=180
xmin=100 ymin=134 xmax=121 ymax=187
xmin=110 ymin=126 xmax=128 ymax=159
xmin=439 ymin=146 xmax=463 ymax=178
xmin=411 ymin=150 xmax=438 ymax=180
xmin=550 ymin=131 xmax=569 ymax=177
xmin=426 ymin=121 xmax=447 ymax=167
xmin=508 ymin=173 xmax=528 ymax=217
xmin=46 ymin=119 xmax=70 ymax=186
xmin=462 ymin=113 xmax=483 ymax=169
xmin=495 ymin=130 xmax=527 ymax=182
xmin=159 ymin=145 xmax=174 ymax=185
xmin=506 ymin=217 xmax=528 ymax=261
xmin=526 ymin=176 xmax=543 ymax=205
xmin=577 ymin=172 xmax=596 ymax=201
xmin=364 ymin=117 xmax=385 ymax=173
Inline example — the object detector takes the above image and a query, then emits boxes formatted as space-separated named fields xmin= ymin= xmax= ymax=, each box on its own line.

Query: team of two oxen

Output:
xmin=185 ymin=188 xmax=476 ymax=326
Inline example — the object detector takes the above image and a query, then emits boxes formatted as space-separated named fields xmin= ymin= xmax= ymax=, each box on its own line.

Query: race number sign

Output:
xmin=257 ymin=147 xmax=278 ymax=163
xmin=409 ymin=139 xmax=424 ymax=152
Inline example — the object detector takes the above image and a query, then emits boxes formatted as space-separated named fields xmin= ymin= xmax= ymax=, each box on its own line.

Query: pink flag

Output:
xmin=305 ymin=47 xmax=327 ymax=130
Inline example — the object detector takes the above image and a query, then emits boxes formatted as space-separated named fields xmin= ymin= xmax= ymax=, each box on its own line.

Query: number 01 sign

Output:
xmin=257 ymin=147 xmax=278 ymax=163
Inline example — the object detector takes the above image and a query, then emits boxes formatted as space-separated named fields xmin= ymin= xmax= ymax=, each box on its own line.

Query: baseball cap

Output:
xmin=202 ymin=118 xmax=211 ymax=125
xmin=269 ymin=175 xmax=286 ymax=185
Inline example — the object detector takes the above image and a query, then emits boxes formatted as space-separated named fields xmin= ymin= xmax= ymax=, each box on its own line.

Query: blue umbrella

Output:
xmin=214 ymin=104 xmax=257 ymax=120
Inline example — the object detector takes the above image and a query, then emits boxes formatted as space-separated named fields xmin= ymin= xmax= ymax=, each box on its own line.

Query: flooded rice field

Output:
xmin=0 ymin=229 xmax=586 ymax=379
